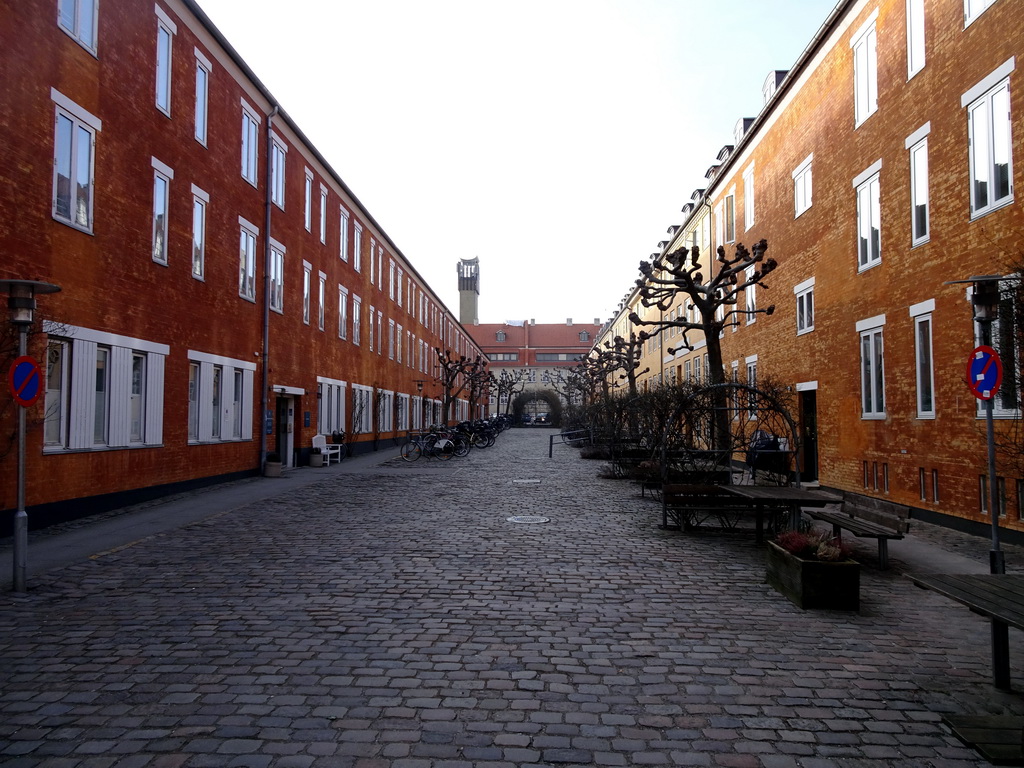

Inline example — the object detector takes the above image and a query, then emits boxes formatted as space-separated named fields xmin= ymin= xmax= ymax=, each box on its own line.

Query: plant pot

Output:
xmin=264 ymin=461 xmax=283 ymax=478
xmin=765 ymin=540 xmax=860 ymax=611
xmin=309 ymin=453 xmax=324 ymax=468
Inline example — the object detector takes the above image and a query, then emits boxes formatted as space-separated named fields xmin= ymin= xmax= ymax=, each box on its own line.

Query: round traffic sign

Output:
xmin=9 ymin=355 xmax=43 ymax=407
xmin=967 ymin=345 xmax=1002 ymax=401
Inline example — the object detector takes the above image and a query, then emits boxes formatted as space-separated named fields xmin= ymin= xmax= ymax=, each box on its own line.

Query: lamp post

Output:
xmin=1 ymin=279 xmax=61 ymax=592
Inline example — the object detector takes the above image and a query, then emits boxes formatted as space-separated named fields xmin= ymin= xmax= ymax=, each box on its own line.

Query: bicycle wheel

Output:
xmin=434 ymin=439 xmax=455 ymax=461
xmin=400 ymin=441 xmax=422 ymax=462
xmin=453 ymin=436 xmax=470 ymax=458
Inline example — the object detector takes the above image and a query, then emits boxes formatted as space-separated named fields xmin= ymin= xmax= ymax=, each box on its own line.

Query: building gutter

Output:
xmin=260 ymin=104 xmax=280 ymax=471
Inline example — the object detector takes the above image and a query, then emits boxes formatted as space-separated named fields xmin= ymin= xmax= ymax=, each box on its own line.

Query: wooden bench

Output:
xmin=805 ymin=492 xmax=910 ymax=569
xmin=661 ymin=484 xmax=783 ymax=542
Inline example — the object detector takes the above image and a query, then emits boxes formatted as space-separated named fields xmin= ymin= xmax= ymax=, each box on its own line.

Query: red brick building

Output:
xmin=601 ymin=0 xmax=1024 ymax=534
xmin=0 ymin=0 xmax=483 ymax=530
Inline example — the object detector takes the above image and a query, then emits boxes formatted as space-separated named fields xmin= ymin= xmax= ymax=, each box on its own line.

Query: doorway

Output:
xmin=275 ymin=395 xmax=295 ymax=468
xmin=799 ymin=389 xmax=819 ymax=483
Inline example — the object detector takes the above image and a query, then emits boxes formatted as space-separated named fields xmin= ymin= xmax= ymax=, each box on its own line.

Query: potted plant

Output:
xmin=264 ymin=451 xmax=283 ymax=478
xmin=309 ymin=447 xmax=324 ymax=468
xmin=766 ymin=530 xmax=859 ymax=611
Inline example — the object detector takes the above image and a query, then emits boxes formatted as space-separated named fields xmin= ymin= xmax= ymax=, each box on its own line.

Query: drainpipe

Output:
xmin=260 ymin=104 xmax=280 ymax=472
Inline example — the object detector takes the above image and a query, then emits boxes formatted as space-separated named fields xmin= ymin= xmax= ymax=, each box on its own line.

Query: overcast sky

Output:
xmin=195 ymin=0 xmax=838 ymax=326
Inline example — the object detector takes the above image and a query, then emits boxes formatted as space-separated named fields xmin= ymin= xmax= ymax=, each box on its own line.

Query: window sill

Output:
xmin=53 ymin=215 xmax=94 ymax=236
xmin=861 ymin=413 xmax=887 ymax=420
xmin=796 ymin=327 xmax=814 ymax=336
xmin=857 ymin=260 xmax=882 ymax=274
xmin=971 ymin=197 xmax=1015 ymax=221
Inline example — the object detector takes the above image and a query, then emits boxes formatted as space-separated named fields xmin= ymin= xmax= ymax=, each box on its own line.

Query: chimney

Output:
xmin=566 ymin=318 xmax=572 ymax=326
xmin=593 ymin=317 xmax=600 ymax=325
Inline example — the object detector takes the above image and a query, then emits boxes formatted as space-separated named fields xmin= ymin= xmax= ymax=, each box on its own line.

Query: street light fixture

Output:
xmin=0 ymin=279 xmax=61 ymax=593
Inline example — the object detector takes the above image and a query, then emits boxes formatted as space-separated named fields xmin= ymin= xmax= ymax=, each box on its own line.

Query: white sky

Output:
xmin=194 ymin=0 xmax=838 ymax=325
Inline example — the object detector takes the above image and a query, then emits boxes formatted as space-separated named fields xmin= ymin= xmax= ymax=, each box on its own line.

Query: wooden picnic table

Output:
xmin=909 ymin=572 xmax=1024 ymax=691
xmin=721 ymin=485 xmax=842 ymax=536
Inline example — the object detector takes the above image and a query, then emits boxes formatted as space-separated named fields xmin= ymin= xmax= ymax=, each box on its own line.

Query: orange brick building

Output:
xmin=0 ymin=0 xmax=482 ymax=531
xmin=600 ymin=0 xmax=1024 ymax=533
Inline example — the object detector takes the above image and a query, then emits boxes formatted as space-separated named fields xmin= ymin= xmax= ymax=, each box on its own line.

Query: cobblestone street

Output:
xmin=3 ymin=428 xmax=1024 ymax=767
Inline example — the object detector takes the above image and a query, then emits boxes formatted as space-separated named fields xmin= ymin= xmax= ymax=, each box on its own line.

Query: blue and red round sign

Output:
xmin=967 ymin=345 xmax=1002 ymax=401
xmin=8 ymin=355 xmax=43 ymax=407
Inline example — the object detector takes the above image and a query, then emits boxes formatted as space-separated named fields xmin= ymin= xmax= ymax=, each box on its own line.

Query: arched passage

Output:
xmin=512 ymin=390 xmax=563 ymax=427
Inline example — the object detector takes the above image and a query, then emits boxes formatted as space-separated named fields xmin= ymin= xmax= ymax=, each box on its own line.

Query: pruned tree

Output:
xmin=489 ymin=368 xmax=527 ymax=415
xmin=434 ymin=347 xmax=487 ymax=424
xmin=595 ymin=332 xmax=649 ymax=397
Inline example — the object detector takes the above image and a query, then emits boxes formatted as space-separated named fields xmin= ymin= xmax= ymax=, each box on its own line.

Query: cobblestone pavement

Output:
xmin=3 ymin=429 xmax=1024 ymax=767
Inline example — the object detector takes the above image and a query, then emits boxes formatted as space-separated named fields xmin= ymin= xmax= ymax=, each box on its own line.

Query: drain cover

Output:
xmin=506 ymin=515 xmax=550 ymax=524
xmin=512 ymin=479 xmax=541 ymax=484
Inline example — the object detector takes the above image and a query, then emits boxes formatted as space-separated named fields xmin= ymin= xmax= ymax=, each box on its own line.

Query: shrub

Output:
xmin=774 ymin=530 xmax=853 ymax=562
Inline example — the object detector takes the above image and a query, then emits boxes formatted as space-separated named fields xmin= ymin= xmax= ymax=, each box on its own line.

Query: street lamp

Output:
xmin=0 ymin=279 xmax=61 ymax=592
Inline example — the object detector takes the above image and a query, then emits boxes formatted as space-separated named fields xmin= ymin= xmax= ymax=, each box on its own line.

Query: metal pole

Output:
xmin=13 ymin=324 xmax=28 ymax=592
xmin=986 ymin=397 xmax=1005 ymax=574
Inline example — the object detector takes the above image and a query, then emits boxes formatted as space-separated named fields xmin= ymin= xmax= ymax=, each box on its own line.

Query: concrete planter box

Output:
xmin=264 ymin=460 xmax=283 ymax=478
xmin=766 ymin=540 xmax=860 ymax=611
xmin=309 ymin=453 xmax=325 ymax=468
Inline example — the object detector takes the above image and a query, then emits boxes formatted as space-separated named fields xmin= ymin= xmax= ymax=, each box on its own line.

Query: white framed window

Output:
xmin=976 ymin=286 xmax=1020 ymax=417
xmin=240 ymin=99 xmax=260 ymax=185
xmin=318 ymin=272 xmax=326 ymax=331
xmin=389 ymin=260 xmax=396 ymax=300
xmin=154 ymin=9 xmax=176 ymax=116
xmin=378 ymin=390 xmax=394 ymax=432
xmin=857 ymin=315 xmax=886 ymax=419
xmin=746 ymin=356 xmax=758 ymax=419
xmin=397 ymin=324 xmax=403 ymax=364
xmin=352 ymin=296 xmax=362 ymax=345
xmin=44 ymin=322 xmax=169 ymax=451
xmin=795 ymin=277 xmax=814 ymax=335
xmin=58 ymin=0 xmax=98 ymax=53
xmin=907 ymin=0 xmax=925 ymax=78
xmin=792 ymin=154 xmax=812 ymax=217
xmin=377 ymin=310 xmax=384 ymax=357
xmin=151 ymin=157 xmax=172 ymax=265
xmin=269 ymin=239 xmax=285 ymax=313
xmin=191 ymin=186 xmax=208 ymax=280
xmin=743 ymin=165 xmax=755 ymax=230
xmin=378 ymin=246 xmax=384 ymax=288
xmin=302 ymin=262 xmax=311 ymax=325
xmin=186 ymin=348 xmax=255 ymax=444
xmin=744 ymin=266 xmax=756 ymax=323
xmin=238 ymin=217 xmax=258 ymax=301
xmin=52 ymin=90 xmax=100 ymax=232
xmin=388 ymin=319 xmax=396 ymax=360
xmin=340 ymin=208 xmax=350 ymax=261
xmin=368 ymin=304 xmax=376 ymax=351
xmin=338 ymin=285 xmax=349 ymax=340
xmin=852 ymin=11 xmax=879 ymax=126
xmin=724 ymin=188 xmax=736 ymax=243
xmin=354 ymin=222 xmax=363 ymax=272
xmin=271 ymin=136 xmax=286 ymax=208
xmin=965 ymin=0 xmax=999 ymax=27
xmin=319 ymin=185 xmax=328 ymax=244
xmin=351 ymin=384 xmax=373 ymax=434
xmin=370 ymin=238 xmax=377 ymax=285
xmin=194 ymin=48 xmax=211 ymax=145
xmin=317 ymin=377 xmax=347 ymax=436
xmin=397 ymin=393 xmax=410 ymax=431
xmin=303 ymin=170 xmax=313 ymax=231
xmin=963 ymin=62 xmax=1014 ymax=218
xmin=397 ymin=268 xmax=404 ymax=307
xmin=854 ymin=161 xmax=882 ymax=270
xmin=910 ymin=299 xmax=935 ymax=418
xmin=906 ymin=123 xmax=931 ymax=245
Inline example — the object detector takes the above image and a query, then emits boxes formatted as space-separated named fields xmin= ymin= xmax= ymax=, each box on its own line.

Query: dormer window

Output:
xmin=496 ymin=331 xmax=506 ymax=342
xmin=579 ymin=331 xmax=590 ymax=342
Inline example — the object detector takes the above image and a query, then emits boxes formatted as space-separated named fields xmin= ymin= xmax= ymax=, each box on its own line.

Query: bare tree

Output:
xmin=434 ymin=348 xmax=487 ymax=424
xmin=595 ymin=332 xmax=649 ymax=397
xmin=489 ymin=368 xmax=527 ymax=415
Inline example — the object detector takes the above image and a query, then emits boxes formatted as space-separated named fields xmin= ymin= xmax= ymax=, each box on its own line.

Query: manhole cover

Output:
xmin=506 ymin=515 xmax=550 ymax=524
xmin=512 ymin=479 xmax=541 ymax=484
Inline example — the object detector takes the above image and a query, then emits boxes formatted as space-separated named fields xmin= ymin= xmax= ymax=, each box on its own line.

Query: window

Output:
xmin=155 ymin=10 xmax=175 ymax=116
xmin=58 ymin=0 xmax=97 ymax=52
xmin=338 ymin=286 xmax=349 ymax=339
xmin=746 ymin=357 xmax=757 ymax=419
xmin=319 ymin=185 xmax=328 ymax=244
xmin=978 ymin=288 xmax=1020 ymax=416
xmin=858 ymin=315 xmax=886 ymax=418
xmin=377 ymin=311 xmax=383 ymax=357
xmin=388 ymin=319 xmax=396 ymax=360
xmin=191 ymin=185 xmax=208 ymax=279
xmin=397 ymin=268 xmax=404 ymax=307
xmin=304 ymin=170 xmax=313 ymax=231
xmin=793 ymin=154 xmax=812 ymax=217
xmin=302 ymin=262 xmax=311 ymax=325
xmin=964 ymin=62 xmax=1014 ymax=218
xmin=490 ymin=353 xmax=519 ymax=361
xmin=965 ymin=0 xmax=999 ymax=26
xmin=397 ymin=394 xmax=410 ymax=431
xmin=907 ymin=0 xmax=925 ymax=78
xmin=354 ymin=223 xmax=362 ymax=272
xmin=744 ymin=267 xmax=756 ymax=322
xmin=854 ymin=162 xmax=882 ymax=270
xmin=271 ymin=137 xmax=286 ymax=208
xmin=852 ymin=12 xmax=878 ymax=126
xmin=795 ymin=277 xmax=814 ymax=335
xmin=396 ymin=324 xmax=403 ymax=364
xmin=352 ymin=296 xmax=362 ymax=345
xmin=389 ymin=260 xmax=396 ymax=300
xmin=378 ymin=246 xmax=384 ymax=288
xmin=240 ymin=100 xmax=260 ymax=185
xmin=352 ymin=384 xmax=373 ymax=434
xmin=151 ymin=158 xmax=172 ymax=265
xmin=52 ymin=91 xmax=100 ymax=232
xmin=269 ymin=241 xmax=284 ymax=313
xmin=906 ymin=124 xmax=930 ymax=245
xmin=579 ymin=331 xmax=590 ymax=342
xmin=725 ymin=190 xmax=736 ymax=243
xmin=238 ymin=218 xmax=258 ymax=301
xmin=496 ymin=331 xmax=506 ymax=342
xmin=340 ymin=208 xmax=350 ymax=261
xmin=743 ymin=165 xmax=755 ymax=230
xmin=693 ymin=355 xmax=702 ymax=383
xmin=378 ymin=390 xmax=394 ymax=432
xmin=370 ymin=239 xmax=376 ymax=285
xmin=317 ymin=377 xmax=347 ymax=436
xmin=186 ymin=349 xmax=255 ymax=443
xmin=368 ymin=305 xmax=376 ymax=351
xmin=933 ymin=469 xmax=940 ymax=504
xmin=912 ymin=301 xmax=935 ymax=418
xmin=44 ymin=323 xmax=169 ymax=450
xmin=536 ymin=353 xmax=580 ymax=362
xmin=194 ymin=49 xmax=210 ymax=144
xmin=318 ymin=273 xmax=326 ymax=331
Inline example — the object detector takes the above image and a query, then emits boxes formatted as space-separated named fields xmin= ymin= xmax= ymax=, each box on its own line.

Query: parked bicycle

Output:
xmin=400 ymin=429 xmax=456 ymax=461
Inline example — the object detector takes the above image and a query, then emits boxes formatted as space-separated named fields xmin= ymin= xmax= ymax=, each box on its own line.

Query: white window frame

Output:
xmin=151 ymin=157 xmax=173 ymax=265
xmin=58 ymin=0 xmax=98 ymax=53
xmin=52 ymin=90 xmax=100 ymax=232
xmin=240 ymin=99 xmax=260 ymax=186
xmin=303 ymin=169 xmax=313 ymax=231
xmin=743 ymin=165 xmax=755 ymax=230
xmin=271 ymin=135 xmax=287 ymax=209
xmin=316 ymin=376 xmax=347 ymax=436
xmin=397 ymin=393 xmax=410 ymax=431
xmin=910 ymin=299 xmax=936 ymax=419
xmin=368 ymin=304 xmax=376 ymax=351
xmin=302 ymin=261 xmax=311 ymax=325
xmin=377 ymin=310 xmax=384 ymax=357
xmin=238 ymin=216 xmax=258 ymax=301
xmin=906 ymin=123 xmax=931 ymax=246
xmin=319 ymin=184 xmax=328 ymax=244
xmin=857 ymin=315 xmax=886 ymax=419
xmin=191 ymin=184 xmax=208 ymax=280
xmin=318 ymin=272 xmax=326 ymax=331
xmin=792 ymin=154 xmax=812 ymax=217
xmin=154 ymin=8 xmax=176 ymax=116
xmin=744 ymin=266 xmax=756 ymax=323
xmin=338 ymin=285 xmax=349 ymax=340
xmin=340 ymin=208 xmax=350 ymax=261
xmin=962 ymin=60 xmax=1015 ymax=219
xmin=351 ymin=384 xmax=373 ymax=434
xmin=388 ymin=319 xmax=396 ymax=360
xmin=352 ymin=295 xmax=362 ymax=345
xmin=194 ymin=48 xmax=211 ymax=145
xmin=965 ymin=0 xmax=999 ymax=27
xmin=354 ymin=222 xmax=363 ymax=272
xmin=186 ymin=348 xmax=256 ymax=444
xmin=907 ymin=0 xmax=925 ymax=78
xmin=389 ymin=259 xmax=396 ymax=300
xmin=852 ymin=11 xmax=879 ymax=127
xmin=269 ymin=239 xmax=285 ymax=313
xmin=854 ymin=161 xmax=883 ymax=271
xmin=795 ymin=277 xmax=815 ymax=335
xmin=724 ymin=187 xmax=736 ymax=243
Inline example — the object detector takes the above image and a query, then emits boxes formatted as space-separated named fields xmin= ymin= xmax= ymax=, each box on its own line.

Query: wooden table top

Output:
xmin=909 ymin=573 xmax=1024 ymax=631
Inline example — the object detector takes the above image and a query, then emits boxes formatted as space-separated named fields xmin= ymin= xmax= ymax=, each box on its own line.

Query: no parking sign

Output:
xmin=8 ymin=355 xmax=43 ymax=407
xmin=967 ymin=345 xmax=1002 ymax=401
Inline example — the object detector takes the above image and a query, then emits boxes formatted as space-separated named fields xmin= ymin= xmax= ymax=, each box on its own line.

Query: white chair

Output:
xmin=312 ymin=434 xmax=342 ymax=465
